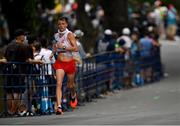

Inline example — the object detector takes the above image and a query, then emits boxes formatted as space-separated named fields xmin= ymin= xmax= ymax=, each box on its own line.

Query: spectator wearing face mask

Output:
xmin=95 ymin=29 xmax=113 ymax=53
xmin=4 ymin=29 xmax=31 ymax=116
xmin=74 ymin=29 xmax=91 ymax=60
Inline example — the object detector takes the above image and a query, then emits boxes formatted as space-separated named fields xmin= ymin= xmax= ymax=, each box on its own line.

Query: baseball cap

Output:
xmin=122 ymin=28 xmax=131 ymax=35
xmin=14 ymin=29 xmax=27 ymax=38
xmin=74 ymin=29 xmax=84 ymax=38
xmin=104 ymin=29 xmax=112 ymax=35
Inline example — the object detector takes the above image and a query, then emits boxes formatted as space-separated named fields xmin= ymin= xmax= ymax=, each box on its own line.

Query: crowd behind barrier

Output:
xmin=0 ymin=47 xmax=163 ymax=117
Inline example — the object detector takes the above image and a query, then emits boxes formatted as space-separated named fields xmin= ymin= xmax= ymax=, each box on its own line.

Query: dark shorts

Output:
xmin=141 ymin=57 xmax=152 ymax=69
xmin=4 ymin=65 xmax=26 ymax=94
xmin=6 ymin=75 xmax=26 ymax=94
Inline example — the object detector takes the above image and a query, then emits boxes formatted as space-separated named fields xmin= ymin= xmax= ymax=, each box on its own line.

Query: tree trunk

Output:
xmin=76 ymin=0 xmax=97 ymax=53
xmin=1 ymin=0 xmax=27 ymax=36
xmin=100 ymin=0 xmax=128 ymax=34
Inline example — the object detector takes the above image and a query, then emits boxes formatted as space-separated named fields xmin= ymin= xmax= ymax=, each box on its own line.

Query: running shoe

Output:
xmin=56 ymin=107 xmax=63 ymax=115
xmin=70 ymin=95 xmax=78 ymax=109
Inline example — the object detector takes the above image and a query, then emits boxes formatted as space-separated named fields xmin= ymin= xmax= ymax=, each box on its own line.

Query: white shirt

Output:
xmin=54 ymin=29 xmax=73 ymax=57
xmin=39 ymin=48 xmax=55 ymax=75
xmin=117 ymin=35 xmax=132 ymax=49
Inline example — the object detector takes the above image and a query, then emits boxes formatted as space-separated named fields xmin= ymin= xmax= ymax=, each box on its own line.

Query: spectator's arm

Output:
xmin=49 ymin=53 xmax=56 ymax=63
xmin=27 ymin=58 xmax=44 ymax=64
xmin=0 ymin=58 xmax=7 ymax=64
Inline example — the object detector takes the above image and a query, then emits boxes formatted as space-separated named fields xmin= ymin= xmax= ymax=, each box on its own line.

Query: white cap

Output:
xmin=122 ymin=27 xmax=131 ymax=35
xmin=74 ymin=29 xmax=84 ymax=38
xmin=148 ymin=26 xmax=154 ymax=32
xmin=104 ymin=29 xmax=112 ymax=35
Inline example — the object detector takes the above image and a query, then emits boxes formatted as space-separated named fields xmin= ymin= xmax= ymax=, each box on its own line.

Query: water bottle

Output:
xmin=41 ymin=86 xmax=49 ymax=113
xmin=140 ymin=76 xmax=144 ymax=86
xmin=125 ymin=53 xmax=129 ymax=61
xmin=36 ymin=103 xmax=41 ymax=114
xmin=45 ymin=86 xmax=49 ymax=97
xmin=43 ymin=86 xmax=46 ymax=97
xmin=136 ymin=73 xmax=141 ymax=85
xmin=93 ymin=62 xmax=96 ymax=70
xmin=41 ymin=97 xmax=48 ymax=113
xmin=31 ymin=105 xmax=36 ymax=114
xmin=48 ymin=98 xmax=54 ymax=113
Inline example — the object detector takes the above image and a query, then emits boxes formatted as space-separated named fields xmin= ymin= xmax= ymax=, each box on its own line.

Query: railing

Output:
xmin=0 ymin=49 xmax=163 ymax=117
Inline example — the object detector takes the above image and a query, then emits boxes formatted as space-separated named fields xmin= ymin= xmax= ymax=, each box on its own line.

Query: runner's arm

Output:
xmin=66 ymin=32 xmax=78 ymax=52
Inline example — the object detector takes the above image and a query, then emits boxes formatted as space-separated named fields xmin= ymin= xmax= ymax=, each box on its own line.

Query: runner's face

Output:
xmin=58 ymin=20 xmax=68 ymax=32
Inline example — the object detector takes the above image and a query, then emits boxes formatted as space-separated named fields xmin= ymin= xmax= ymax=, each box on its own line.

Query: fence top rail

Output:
xmin=0 ymin=51 xmax=116 ymax=64
xmin=0 ymin=49 xmax=160 ymax=65
xmin=82 ymin=51 xmax=118 ymax=59
xmin=0 ymin=62 xmax=51 ymax=65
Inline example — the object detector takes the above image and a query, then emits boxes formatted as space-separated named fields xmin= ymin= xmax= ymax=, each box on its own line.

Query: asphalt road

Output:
xmin=0 ymin=39 xmax=180 ymax=125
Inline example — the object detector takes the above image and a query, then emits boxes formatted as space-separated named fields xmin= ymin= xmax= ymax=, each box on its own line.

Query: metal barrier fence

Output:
xmin=0 ymin=49 xmax=163 ymax=117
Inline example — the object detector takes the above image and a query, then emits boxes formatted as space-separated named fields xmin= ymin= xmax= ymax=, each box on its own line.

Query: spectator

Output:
xmin=72 ymin=30 xmax=84 ymax=65
xmin=113 ymin=33 xmax=126 ymax=90
xmin=139 ymin=31 xmax=153 ymax=83
xmin=130 ymin=32 xmax=142 ymax=86
xmin=95 ymin=29 xmax=113 ymax=53
xmin=117 ymin=28 xmax=132 ymax=50
xmin=33 ymin=41 xmax=43 ymax=67
xmin=0 ymin=48 xmax=7 ymax=63
xmin=0 ymin=56 xmax=7 ymax=63
xmin=4 ymin=29 xmax=31 ymax=115
xmin=106 ymin=31 xmax=117 ymax=52
xmin=74 ymin=29 xmax=91 ymax=59
xmin=148 ymin=26 xmax=162 ymax=80
xmin=32 ymin=41 xmax=43 ymax=85
xmin=117 ymin=27 xmax=133 ymax=89
xmin=32 ymin=41 xmax=46 ymax=114
xmin=106 ymin=31 xmax=118 ymax=92
xmin=27 ymin=36 xmax=43 ymax=64
xmin=153 ymin=0 xmax=167 ymax=39
xmin=130 ymin=32 xmax=140 ymax=62
xmin=39 ymin=37 xmax=55 ymax=74
xmin=39 ymin=37 xmax=56 ymax=112
xmin=166 ymin=4 xmax=178 ymax=40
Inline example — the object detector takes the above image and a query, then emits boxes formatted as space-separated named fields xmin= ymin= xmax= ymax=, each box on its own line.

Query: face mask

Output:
xmin=58 ymin=28 xmax=68 ymax=34
xmin=24 ymin=36 xmax=28 ymax=44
